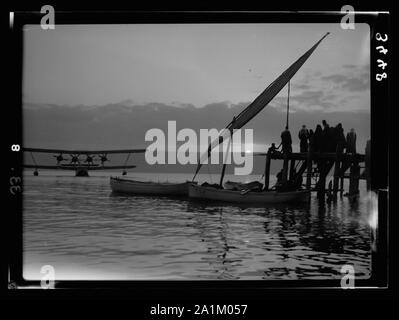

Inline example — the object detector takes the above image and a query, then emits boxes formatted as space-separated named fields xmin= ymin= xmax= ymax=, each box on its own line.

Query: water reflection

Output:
xmin=23 ymin=174 xmax=371 ymax=280
xmin=185 ymin=196 xmax=371 ymax=279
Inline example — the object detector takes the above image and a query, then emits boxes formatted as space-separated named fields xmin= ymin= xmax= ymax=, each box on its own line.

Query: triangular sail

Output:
xmin=193 ymin=32 xmax=329 ymax=181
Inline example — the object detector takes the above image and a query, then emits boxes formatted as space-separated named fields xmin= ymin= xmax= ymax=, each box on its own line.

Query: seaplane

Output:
xmin=23 ymin=147 xmax=145 ymax=176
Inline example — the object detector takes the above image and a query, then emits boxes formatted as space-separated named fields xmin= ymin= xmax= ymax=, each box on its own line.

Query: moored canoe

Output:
xmin=110 ymin=177 xmax=190 ymax=196
xmin=188 ymin=183 xmax=310 ymax=204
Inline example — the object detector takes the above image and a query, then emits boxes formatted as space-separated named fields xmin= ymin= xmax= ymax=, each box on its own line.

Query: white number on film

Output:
xmin=377 ymin=59 xmax=387 ymax=70
xmin=9 ymin=176 xmax=21 ymax=195
xmin=40 ymin=5 xmax=55 ymax=30
xmin=375 ymin=34 xmax=388 ymax=82
xmin=376 ymin=46 xmax=388 ymax=55
xmin=340 ymin=5 xmax=355 ymax=30
xmin=11 ymin=144 xmax=20 ymax=152
xmin=376 ymin=73 xmax=387 ymax=81
xmin=376 ymin=33 xmax=388 ymax=42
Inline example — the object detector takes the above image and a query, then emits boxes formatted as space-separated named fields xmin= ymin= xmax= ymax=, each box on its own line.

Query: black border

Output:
xmin=6 ymin=10 xmax=391 ymax=299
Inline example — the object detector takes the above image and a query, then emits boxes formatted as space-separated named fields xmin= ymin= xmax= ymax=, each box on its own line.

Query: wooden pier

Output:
xmin=257 ymin=144 xmax=370 ymax=200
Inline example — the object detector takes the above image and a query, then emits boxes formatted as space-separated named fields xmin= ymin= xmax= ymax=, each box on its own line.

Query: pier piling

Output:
xmin=282 ymin=154 xmax=289 ymax=183
xmin=306 ymin=151 xmax=312 ymax=190
xmin=289 ymin=159 xmax=296 ymax=181
xmin=264 ymin=152 xmax=271 ymax=190
xmin=333 ymin=154 xmax=341 ymax=194
xmin=255 ymin=149 xmax=366 ymax=201
xmin=349 ymin=159 xmax=360 ymax=195
xmin=317 ymin=162 xmax=327 ymax=199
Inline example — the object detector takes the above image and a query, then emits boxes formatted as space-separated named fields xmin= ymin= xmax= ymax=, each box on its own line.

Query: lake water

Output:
xmin=23 ymin=170 xmax=372 ymax=280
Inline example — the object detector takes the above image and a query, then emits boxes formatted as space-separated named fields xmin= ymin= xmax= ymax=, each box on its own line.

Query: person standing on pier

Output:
xmin=313 ymin=125 xmax=323 ymax=153
xmin=280 ymin=126 xmax=292 ymax=154
xmin=335 ymin=123 xmax=346 ymax=153
xmin=308 ymin=129 xmax=314 ymax=152
xmin=346 ymin=128 xmax=357 ymax=154
xmin=321 ymin=120 xmax=330 ymax=152
xmin=298 ymin=125 xmax=309 ymax=152
xmin=330 ymin=125 xmax=338 ymax=152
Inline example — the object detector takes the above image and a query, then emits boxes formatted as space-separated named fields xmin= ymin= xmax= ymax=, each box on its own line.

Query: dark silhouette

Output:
xmin=335 ymin=123 xmax=346 ymax=153
xmin=326 ymin=180 xmax=333 ymax=202
xmin=275 ymin=168 xmax=302 ymax=191
xmin=291 ymin=169 xmax=303 ymax=189
xmin=70 ymin=155 xmax=80 ymax=165
xmin=308 ymin=129 xmax=314 ymax=152
xmin=99 ymin=154 xmax=109 ymax=166
xmin=85 ymin=155 xmax=94 ymax=165
xmin=330 ymin=125 xmax=338 ymax=152
xmin=313 ymin=125 xmax=323 ymax=153
xmin=276 ymin=169 xmax=283 ymax=182
xmin=346 ymin=128 xmax=357 ymax=154
xmin=298 ymin=125 xmax=309 ymax=153
xmin=272 ymin=169 xmax=284 ymax=190
xmin=280 ymin=126 xmax=292 ymax=154
xmin=321 ymin=120 xmax=330 ymax=152
xmin=268 ymin=143 xmax=281 ymax=156
xmin=54 ymin=154 xmax=65 ymax=165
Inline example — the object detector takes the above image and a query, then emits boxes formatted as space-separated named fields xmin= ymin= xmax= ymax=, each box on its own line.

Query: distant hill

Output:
xmin=23 ymin=101 xmax=370 ymax=174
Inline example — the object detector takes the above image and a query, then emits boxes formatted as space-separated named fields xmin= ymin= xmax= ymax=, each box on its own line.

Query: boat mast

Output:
xmin=192 ymin=32 xmax=330 ymax=182
xmin=219 ymin=132 xmax=232 ymax=187
xmin=286 ymin=80 xmax=290 ymax=129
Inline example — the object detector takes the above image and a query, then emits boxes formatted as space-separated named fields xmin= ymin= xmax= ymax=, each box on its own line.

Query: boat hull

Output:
xmin=188 ymin=183 xmax=310 ymax=204
xmin=110 ymin=177 xmax=189 ymax=196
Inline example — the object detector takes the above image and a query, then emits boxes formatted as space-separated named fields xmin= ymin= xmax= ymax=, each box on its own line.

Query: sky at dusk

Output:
xmin=23 ymin=23 xmax=370 ymax=158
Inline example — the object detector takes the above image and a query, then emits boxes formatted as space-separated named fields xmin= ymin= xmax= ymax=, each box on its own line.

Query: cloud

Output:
xmin=288 ymin=90 xmax=337 ymax=110
xmin=278 ymin=66 xmax=369 ymax=112
xmin=343 ymin=64 xmax=357 ymax=69
xmin=321 ymin=64 xmax=369 ymax=92
xmin=23 ymin=101 xmax=371 ymax=158
xmin=321 ymin=74 xmax=348 ymax=83
xmin=293 ymin=83 xmax=312 ymax=90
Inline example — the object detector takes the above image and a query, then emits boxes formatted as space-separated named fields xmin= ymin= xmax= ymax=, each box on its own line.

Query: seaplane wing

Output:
xmin=23 ymin=148 xmax=146 ymax=154
xmin=23 ymin=164 xmax=137 ymax=170
xmin=77 ymin=165 xmax=137 ymax=170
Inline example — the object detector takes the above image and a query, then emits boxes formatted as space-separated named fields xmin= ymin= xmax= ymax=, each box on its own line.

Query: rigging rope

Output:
xmin=30 ymin=152 xmax=38 ymax=168
xmin=207 ymin=162 xmax=213 ymax=184
xmin=123 ymin=153 xmax=131 ymax=169
xmin=286 ymin=80 xmax=290 ymax=129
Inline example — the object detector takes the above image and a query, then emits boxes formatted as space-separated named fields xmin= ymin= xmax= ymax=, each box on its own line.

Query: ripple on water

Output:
xmin=23 ymin=174 xmax=372 ymax=280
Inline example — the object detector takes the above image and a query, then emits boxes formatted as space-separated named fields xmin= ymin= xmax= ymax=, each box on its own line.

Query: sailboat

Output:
xmin=188 ymin=33 xmax=330 ymax=204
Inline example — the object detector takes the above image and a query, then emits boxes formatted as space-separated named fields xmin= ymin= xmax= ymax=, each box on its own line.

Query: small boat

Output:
xmin=110 ymin=176 xmax=190 ymax=196
xmin=189 ymin=183 xmax=310 ymax=204
xmin=223 ymin=180 xmax=263 ymax=192
xmin=189 ymin=33 xmax=329 ymax=205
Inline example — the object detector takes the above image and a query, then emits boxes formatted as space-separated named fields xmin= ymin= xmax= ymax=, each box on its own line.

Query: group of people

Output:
xmin=269 ymin=120 xmax=357 ymax=155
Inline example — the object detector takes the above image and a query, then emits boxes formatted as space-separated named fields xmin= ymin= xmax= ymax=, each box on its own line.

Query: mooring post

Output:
xmin=282 ymin=153 xmax=289 ymax=183
xmin=333 ymin=152 xmax=341 ymax=194
xmin=317 ymin=161 xmax=326 ymax=199
xmin=264 ymin=151 xmax=271 ymax=190
xmin=340 ymin=176 xmax=344 ymax=195
xmin=306 ymin=150 xmax=312 ymax=190
xmin=289 ymin=159 xmax=296 ymax=181
xmin=349 ymin=158 xmax=360 ymax=195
